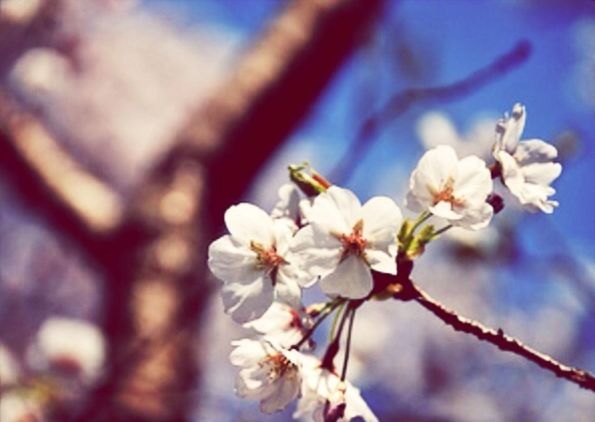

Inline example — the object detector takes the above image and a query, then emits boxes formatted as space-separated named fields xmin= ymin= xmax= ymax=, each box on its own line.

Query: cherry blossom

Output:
xmin=229 ymin=339 xmax=301 ymax=414
xmin=26 ymin=317 xmax=105 ymax=382
xmin=293 ymin=354 xmax=378 ymax=422
xmin=0 ymin=391 xmax=44 ymax=422
xmin=291 ymin=186 xmax=403 ymax=299
xmin=406 ymin=145 xmax=494 ymax=229
xmin=245 ymin=301 xmax=313 ymax=349
xmin=208 ymin=203 xmax=305 ymax=323
xmin=270 ymin=183 xmax=312 ymax=233
xmin=492 ymin=103 xmax=562 ymax=213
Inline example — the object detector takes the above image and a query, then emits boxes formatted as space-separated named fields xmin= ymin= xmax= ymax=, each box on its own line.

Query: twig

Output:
xmin=330 ymin=40 xmax=532 ymax=182
xmin=406 ymin=279 xmax=595 ymax=392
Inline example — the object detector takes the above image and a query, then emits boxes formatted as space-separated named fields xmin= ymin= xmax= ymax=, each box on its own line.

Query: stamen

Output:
xmin=430 ymin=178 xmax=465 ymax=207
xmin=260 ymin=353 xmax=296 ymax=380
xmin=250 ymin=241 xmax=287 ymax=273
xmin=336 ymin=219 xmax=367 ymax=261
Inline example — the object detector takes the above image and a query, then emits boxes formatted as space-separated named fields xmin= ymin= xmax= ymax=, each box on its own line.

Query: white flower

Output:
xmin=0 ymin=344 xmax=20 ymax=387
xmin=0 ymin=391 xmax=44 ymax=422
xmin=27 ymin=317 xmax=105 ymax=382
xmin=245 ymin=302 xmax=313 ymax=349
xmin=229 ymin=338 xmax=301 ymax=414
xmin=406 ymin=145 xmax=494 ymax=230
xmin=293 ymin=354 xmax=378 ymax=422
xmin=492 ymin=103 xmax=562 ymax=213
xmin=270 ymin=183 xmax=312 ymax=233
xmin=208 ymin=203 xmax=305 ymax=323
xmin=291 ymin=186 xmax=402 ymax=299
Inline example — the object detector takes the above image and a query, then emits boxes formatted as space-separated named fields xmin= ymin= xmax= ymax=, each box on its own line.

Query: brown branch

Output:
xmin=0 ymin=90 xmax=124 ymax=254
xmin=329 ymin=40 xmax=531 ymax=182
xmin=395 ymin=278 xmax=595 ymax=392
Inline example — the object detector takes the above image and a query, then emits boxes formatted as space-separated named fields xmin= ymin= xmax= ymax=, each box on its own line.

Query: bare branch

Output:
xmin=330 ymin=40 xmax=531 ymax=182
xmin=405 ymin=280 xmax=595 ymax=392
xmin=0 ymin=90 xmax=124 ymax=245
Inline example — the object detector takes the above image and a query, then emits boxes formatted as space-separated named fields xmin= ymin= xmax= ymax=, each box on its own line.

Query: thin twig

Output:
xmin=330 ymin=40 xmax=532 ymax=182
xmin=407 ymin=280 xmax=595 ymax=392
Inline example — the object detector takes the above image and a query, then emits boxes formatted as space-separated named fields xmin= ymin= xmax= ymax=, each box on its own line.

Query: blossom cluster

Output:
xmin=0 ymin=317 xmax=105 ymax=421
xmin=207 ymin=104 xmax=562 ymax=420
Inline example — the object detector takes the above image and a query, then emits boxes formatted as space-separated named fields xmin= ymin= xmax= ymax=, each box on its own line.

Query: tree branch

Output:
xmin=397 ymin=278 xmax=595 ymax=392
xmin=330 ymin=40 xmax=531 ymax=182
xmin=0 ymin=90 xmax=124 ymax=251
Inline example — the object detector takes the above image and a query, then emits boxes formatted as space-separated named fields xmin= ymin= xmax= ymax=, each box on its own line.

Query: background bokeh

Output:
xmin=1 ymin=0 xmax=594 ymax=421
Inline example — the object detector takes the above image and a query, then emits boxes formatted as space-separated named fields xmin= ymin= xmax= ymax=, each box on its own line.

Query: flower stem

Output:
xmin=322 ymin=301 xmax=352 ymax=371
xmin=292 ymin=300 xmax=342 ymax=350
xmin=328 ymin=301 xmax=347 ymax=343
xmin=340 ymin=307 xmax=357 ymax=381
xmin=433 ymin=224 xmax=453 ymax=237
xmin=411 ymin=211 xmax=431 ymax=234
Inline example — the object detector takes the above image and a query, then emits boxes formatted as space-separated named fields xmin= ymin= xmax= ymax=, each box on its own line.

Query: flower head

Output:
xmin=27 ymin=317 xmax=105 ymax=383
xmin=293 ymin=354 xmax=378 ymax=422
xmin=208 ymin=203 xmax=305 ymax=323
xmin=230 ymin=338 xmax=301 ymax=414
xmin=245 ymin=301 xmax=313 ymax=349
xmin=492 ymin=103 xmax=562 ymax=213
xmin=406 ymin=145 xmax=494 ymax=230
xmin=292 ymin=186 xmax=403 ymax=299
xmin=270 ymin=183 xmax=313 ymax=233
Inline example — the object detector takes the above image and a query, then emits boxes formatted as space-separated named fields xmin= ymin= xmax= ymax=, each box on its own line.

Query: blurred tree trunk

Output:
xmin=70 ymin=0 xmax=383 ymax=420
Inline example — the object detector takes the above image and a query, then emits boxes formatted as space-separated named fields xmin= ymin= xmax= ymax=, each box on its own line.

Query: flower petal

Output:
xmin=360 ymin=196 xmax=402 ymax=250
xmin=495 ymin=103 xmax=525 ymax=154
xmin=221 ymin=276 xmax=274 ymax=323
xmin=514 ymin=139 xmax=558 ymax=164
xmin=290 ymin=225 xmax=342 ymax=285
xmin=319 ymin=255 xmax=373 ymax=299
xmin=452 ymin=155 xmax=492 ymax=203
xmin=260 ymin=375 xmax=300 ymax=413
xmin=309 ymin=186 xmax=361 ymax=235
xmin=208 ymin=235 xmax=260 ymax=284
xmin=225 ymin=203 xmax=274 ymax=245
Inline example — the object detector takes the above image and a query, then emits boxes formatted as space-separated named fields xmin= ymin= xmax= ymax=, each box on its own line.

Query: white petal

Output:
xmin=429 ymin=201 xmax=463 ymax=221
xmin=245 ymin=302 xmax=293 ymax=334
xmin=208 ymin=235 xmax=260 ymax=284
xmin=522 ymin=162 xmax=562 ymax=186
xmin=309 ymin=186 xmax=361 ymax=234
xmin=274 ymin=274 xmax=302 ymax=308
xmin=365 ymin=249 xmax=396 ymax=274
xmin=320 ymin=255 xmax=373 ymax=299
xmin=404 ymin=189 xmax=427 ymax=212
xmin=360 ymin=196 xmax=402 ymax=249
xmin=514 ymin=139 xmax=558 ymax=164
xmin=452 ymin=155 xmax=493 ymax=203
xmin=225 ymin=203 xmax=274 ymax=245
xmin=221 ymin=276 xmax=274 ymax=323
xmin=290 ymin=225 xmax=342 ymax=285
xmin=230 ymin=339 xmax=267 ymax=367
xmin=271 ymin=183 xmax=302 ymax=223
xmin=455 ymin=203 xmax=494 ymax=230
xmin=344 ymin=383 xmax=379 ymax=422
xmin=495 ymin=103 xmax=525 ymax=153
xmin=414 ymin=145 xmax=459 ymax=193
xmin=260 ymin=375 xmax=300 ymax=413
